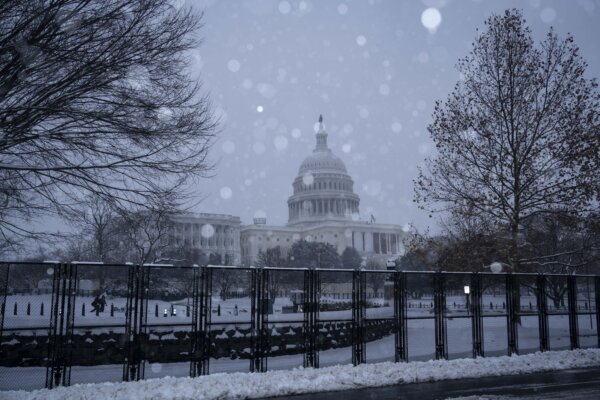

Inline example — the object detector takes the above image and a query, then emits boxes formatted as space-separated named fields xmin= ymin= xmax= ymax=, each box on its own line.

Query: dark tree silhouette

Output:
xmin=0 ymin=0 xmax=216 ymax=249
xmin=415 ymin=9 xmax=600 ymax=273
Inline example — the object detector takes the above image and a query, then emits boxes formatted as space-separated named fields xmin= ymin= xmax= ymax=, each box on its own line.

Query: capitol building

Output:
xmin=239 ymin=116 xmax=406 ymax=266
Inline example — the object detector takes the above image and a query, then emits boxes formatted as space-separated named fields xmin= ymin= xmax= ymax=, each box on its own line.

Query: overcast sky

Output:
xmin=183 ymin=0 xmax=600 ymax=232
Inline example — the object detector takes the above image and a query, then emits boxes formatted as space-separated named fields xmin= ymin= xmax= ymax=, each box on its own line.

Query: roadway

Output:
xmin=264 ymin=366 xmax=600 ymax=400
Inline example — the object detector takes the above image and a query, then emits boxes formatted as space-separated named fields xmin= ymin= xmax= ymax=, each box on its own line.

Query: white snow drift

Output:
xmin=3 ymin=349 xmax=600 ymax=400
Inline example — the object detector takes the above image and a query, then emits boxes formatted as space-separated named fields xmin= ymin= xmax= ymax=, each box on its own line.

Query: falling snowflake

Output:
xmin=356 ymin=35 xmax=367 ymax=46
xmin=421 ymin=8 xmax=442 ymax=32
xmin=274 ymin=135 xmax=288 ymax=150
xmin=200 ymin=224 xmax=215 ymax=239
xmin=220 ymin=186 xmax=233 ymax=199
xmin=278 ymin=1 xmax=291 ymax=14
xmin=227 ymin=59 xmax=241 ymax=72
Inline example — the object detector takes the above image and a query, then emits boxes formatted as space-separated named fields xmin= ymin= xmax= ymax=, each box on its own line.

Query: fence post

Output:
xmin=352 ymin=268 xmax=365 ymax=365
xmin=190 ymin=265 xmax=211 ymax=377
xmin=303 ymin=268 xmax=319 ymax=368
xmin=45 ymin=262 xmax=76 ymax=389
xmin=434 ymin=272 xmax=447 ymax=360
xmin=250 ymin=267 xmax=268 ymax=372
xmin=505 ymin=273 xmax=518 ymax=355
xmin=567 ymin=275 xmax=579 ymax=350
xmin=595 ymin=277 xmax=600 ymax=349
xmin=123 ymin=264 xmax=146 ymax=382
xmin=536 ymin=274 xmax=549 ymax=352
xmin=394 ymin=271 xmax=407 ymax=362
xmin=0 ymin=264 xmax=10 ymax=363
xmin=471 ymin=273 xmax=483 ymax=358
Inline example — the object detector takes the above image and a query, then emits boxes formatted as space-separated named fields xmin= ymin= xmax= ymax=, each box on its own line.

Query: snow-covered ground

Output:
xmin=1 ymin=349 xmax=599 ymax=400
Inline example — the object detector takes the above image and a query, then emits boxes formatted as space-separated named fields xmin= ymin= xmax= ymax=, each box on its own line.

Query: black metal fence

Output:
xmin=0 ymin=262 xmax=598 ymax=391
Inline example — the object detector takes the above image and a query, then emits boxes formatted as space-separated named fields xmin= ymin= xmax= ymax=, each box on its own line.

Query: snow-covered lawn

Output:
xmin=1 ymin=349 xmax=599 ymax=400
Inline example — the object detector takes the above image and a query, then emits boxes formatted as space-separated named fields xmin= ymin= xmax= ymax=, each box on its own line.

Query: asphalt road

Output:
xmin=263 ymin=366 xmax=600 ymax=400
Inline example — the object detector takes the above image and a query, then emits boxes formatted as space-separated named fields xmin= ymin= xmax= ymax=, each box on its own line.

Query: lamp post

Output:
xmin=464 ymin=285 xmax=470 ymax=314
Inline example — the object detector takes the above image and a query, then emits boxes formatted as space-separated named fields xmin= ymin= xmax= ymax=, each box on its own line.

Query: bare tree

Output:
xmin=415 ymin=10 xmax=600 ymax=273
xmin=115 ymin=200 xmax=176 ymax=265
xmin=0 ymin=0 xmax=216 ymax=250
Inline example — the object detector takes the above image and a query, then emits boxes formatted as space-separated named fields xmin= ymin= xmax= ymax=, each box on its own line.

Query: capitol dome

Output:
xmin=287 ymin=115 xmax=360 ymax=226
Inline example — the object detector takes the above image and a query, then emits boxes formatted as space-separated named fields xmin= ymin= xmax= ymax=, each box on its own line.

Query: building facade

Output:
xmin=240 ymin=116 xmax=406 ymax=266
xmin=169 ymin=213 xmax=242 ymax=265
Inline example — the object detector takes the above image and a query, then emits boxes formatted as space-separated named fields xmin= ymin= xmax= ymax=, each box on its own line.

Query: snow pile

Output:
xmin=3 ymin=349 xmax=600 ymax=400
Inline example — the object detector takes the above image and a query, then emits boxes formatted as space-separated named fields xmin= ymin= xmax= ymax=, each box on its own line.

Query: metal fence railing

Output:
xmin=0 ymin=262 xmax=598 ymax=391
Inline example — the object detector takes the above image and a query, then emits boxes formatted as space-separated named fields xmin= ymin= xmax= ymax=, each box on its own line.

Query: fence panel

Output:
xmin=0 ymin=262 xmax=599 ymax=391
xmin=318 ymin=269 xmax=353 ymax=368
xmin=208 ymin=267 xmax=252 ymax=374
xmin=0 ymin=262 xmax=56 ymax=391
xmin=364 ymin=270 xmax=395 ymax=364
xmin=142 ymin=265 xmax=197 ymax=379
xmin=65 ymin=263 xmax=133 ymax=386
xmin=444 ymin=273 xmax=472 ymax=359
xmin=264 ymin=268 xmax=305 ymax=371
xmin=480 ymin=274 xmax=508 ymax=357
xmin=542 ymin=275 xmax=570 ymax=351
xmin=575 ymin=276 xmax=598 ymax=348
xmin=405 ymin=272 xmax=436 ymax=361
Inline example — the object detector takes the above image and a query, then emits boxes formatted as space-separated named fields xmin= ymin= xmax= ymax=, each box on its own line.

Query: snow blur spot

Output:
xmin=150 ymin=363 xmax=162 ymax=373
xmin=421 ymin=8 xmax=442 ymax=32
xmin=292 ymin=233 xmax=301 ymax=241
xmin=302 ymin=172 xmax=314 ymax=186
xmin=418 ymin=143 xmax=431 ymax=155
xmin=278 ymin=1 xmax=291 ymax=14
xmin=351 ymin=212 xmax=360 ymax=221
xmin=356 ymin=35 xmax=367 ymax=46
xmin=417 ymin=100 xmax=427 ymax=111
xmin=126 ymin=65 xmax=151 ymax=90
xmin=274 ymin=135 xmax=288 ymax=151
xmin=490 ymin=262 xmax=503 ymax=273
xmin=253 ymin=142 xmax=266 ymax=154
xmin=363 ymin=179 xmax=382 ymax=197
xmin=342 ymin=143 xmax=351 ymax=153
xmin=337 ymin=3 xmax=348 ymax=15
xmin=242 ymin=79 xmax=253 ymax=89
xmin=200 ymin=224 xmax=215 ymax=239
xmin=359 ymin=107 xmax=369 ymax=119
xmin=378 ymin=84 xmax=390 ymax=96
xmin=257 ymin=83 xmax=277 ymax=99
xmin=417 ymin=51 xmax=429 ymax=63
xmin=391 ymin=122 xmax=402 ymax=133
xmin=256 ymin=105 xmax=264 ymax=113
xmin=291 ymin=128 xmax=301 ymax=139
xmin=169 ymin=0 xmax=186 ymax=10
xmin=46 ymin=268 xmax=54 ymax=275
xmin=343 ymin=124 xmax=354 ymax=134
xmin=157 ymin=107 xmax=173 ymax=121
xmin=244 ymin=178 xmax=252 ymax=186
xmin=313 ymin=122 xmax=320 ymax=133
xmin=227 ymin=59 xmax=241 ymax=72
xmin=299 ymin=1 xmax=309 ymax=11
xmin=402 ymin=223 xmax=411 ymax=233
xmin=254 ymin=210 xmax=267 ymax=219
xmin=220 ymin=186 xmax=232 ymax=200
xmin=344 ymin=228 xmax=352 ymax=238
xmin=540 ymin=7 xmax=556 ymax=24
xmin=222 ymin=140 xmax=235 ymax=154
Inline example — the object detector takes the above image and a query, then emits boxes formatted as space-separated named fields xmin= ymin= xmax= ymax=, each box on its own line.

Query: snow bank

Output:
xmin=3 ymin=349 xmax=600 ymax=400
